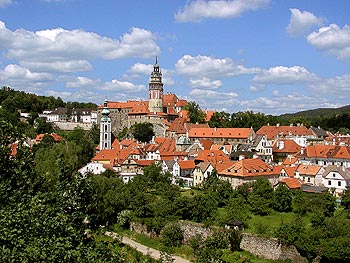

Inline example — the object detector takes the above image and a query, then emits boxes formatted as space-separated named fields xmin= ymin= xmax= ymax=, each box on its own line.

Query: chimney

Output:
xmin=239 ymin=154 xmax=245 ymax=160
xmin=276 ymin=123 xmax=280 ymax=127
xmin=279 ymin=140 xmax=284 ymax=150
xmin=253 ymin=153 xmax=259 ymax=159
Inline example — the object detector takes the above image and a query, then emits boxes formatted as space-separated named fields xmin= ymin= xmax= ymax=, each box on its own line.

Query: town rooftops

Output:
xmin=257 ymin=125 xmax=313 ymax=140
xmin=297 ymin=145 xmax=350 ymax=159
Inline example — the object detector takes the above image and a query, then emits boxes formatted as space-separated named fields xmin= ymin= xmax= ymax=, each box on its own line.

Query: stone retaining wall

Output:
xmin=129 ymin=220 xmax=307 ymax=262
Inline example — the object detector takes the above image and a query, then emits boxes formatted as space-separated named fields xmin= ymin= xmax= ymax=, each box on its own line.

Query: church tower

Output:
xmin=99 ymin=99 xmax=112 ymax=150
xmin=148 ymin=57 xmax=164 ymax=113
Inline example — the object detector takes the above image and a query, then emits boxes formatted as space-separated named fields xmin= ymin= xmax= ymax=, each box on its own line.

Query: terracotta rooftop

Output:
xmin=217 ymin=158 xmax=278 ymax=177
xmin=189 ymin=127 xmax=253 ymax=139
xmin=257 ymin=125 xmax=313 ymax=140
xmin=279 ymin=177 xmax=303 ymax=189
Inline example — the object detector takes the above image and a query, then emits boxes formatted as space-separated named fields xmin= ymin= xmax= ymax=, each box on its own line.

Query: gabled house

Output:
xmin=322 ymin=165 xmax=350 ymax=194
xmin=172 ymin=159 xmax=195 ymax=187
xmin=276 ymin=177 xmax=303 ymax=190
xmin=195 ymin=149 xmax=231 ymax=167
xmin=295 ymin=164 xmax=324 ymax=186
xmin=251 ymin=134 xmax=273 ymax=162
xmin=279 ymin=166 xmax=297 ymax=180
xmin=217 ymin=158 xmax=280 ymax=189
xmin=193 ymin=162 xmax=214 ymax=187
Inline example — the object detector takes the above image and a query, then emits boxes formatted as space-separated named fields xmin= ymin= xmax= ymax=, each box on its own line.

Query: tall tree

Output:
xmin=184 ymin=101 xmax=206 ymax=124
xmin=130 ymin=122 xmax=155 ymax=142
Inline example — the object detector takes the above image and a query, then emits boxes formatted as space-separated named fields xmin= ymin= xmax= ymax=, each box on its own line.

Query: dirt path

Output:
xmin=105 ymin=231 xmax=192 ymax=263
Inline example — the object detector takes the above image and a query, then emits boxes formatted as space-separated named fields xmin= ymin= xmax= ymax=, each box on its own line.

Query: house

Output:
xmin=174 ymin=159 xmax=195 ymax=187
xmin=295 ymin=164 xmax=324 ymax=186
xmin=276 ymin=177 xmax=303 ymax=190
xmin=309 ymin=126 xmax=329 ymax=145
xmin=34 ymin=133 xmax=65 ymax=144
xmin=195 ymin=149 xmax=231 ymax=167
xmin=272 ymin=139 xmax=301 ymax=164
xmin=256 ymin=124 xmax=314 ymax=144
xmin=217 ymin=158 xmax=280 ymax=189
xmin=279 ymin=166 xmax=297 ymax=180
xmin=322 ymin=165 xmax=350 ymax=194
xmin=78 ymin=162 xmax=115 ymax=176
xmin=193 ymin=162 xmax=214 ymax=187
xmin=188 ymin=127 xmax=255 ymax=145
xmin=251 ymin=134 xmax=273 ymax=162
xmin=297 ymin=145 xmax=350 ymax=168
xmin=43 ymin=107 xmax=68 ymax=122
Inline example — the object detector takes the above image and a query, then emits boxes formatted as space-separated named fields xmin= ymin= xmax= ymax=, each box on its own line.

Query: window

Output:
xmin=338 ymin=181 xmax=341 ymax=187
xmin=307 ymin=177 xmax=310 ymax=182
xmin=328 ymin=180 xmax=331 ymax=185
xmin=333 ymin=173 xmax=336 ymax=177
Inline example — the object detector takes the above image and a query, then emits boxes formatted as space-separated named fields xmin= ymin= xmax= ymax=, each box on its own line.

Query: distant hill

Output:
xmin=278 ymin=105 xmax=350 ymax=119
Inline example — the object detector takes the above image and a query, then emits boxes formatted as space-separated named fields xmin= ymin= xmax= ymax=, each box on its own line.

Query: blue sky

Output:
xmin=0 ymin=0 xmax=349 ymax=115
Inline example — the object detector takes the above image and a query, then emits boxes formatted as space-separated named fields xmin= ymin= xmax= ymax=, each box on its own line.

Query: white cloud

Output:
xmin=190 ymin=88 xmax=238 ymax=99
xmin=0 ymin=21 xmax=159 ymax=73
xmin=286 ymin=8 xmax=323 ymax=37
xmin=253 ymin=66 xmax=319 ymax=84
xmin=308 ymin=74 xmax=350 ymax=98
xmin=126 ymin=62 xmax=175 ymax=86
xmin=175 ymin=54 xmax=260 ymax=78
xmin=0 ymin=64 xmax=53 ymax=82
xmin=0 ymin=0 xmax=12 ymax=8
xmin=20 ymin=60 xmax=92 ymax=72
xmin=175 ymin=0 xmax=270 ymax=23
xmin=101 ymin=79 xmax=146 ymax=93
xmin=65 ymin=76 xmax=100 ymax=88
xmin=307 ymin=24 xmax=350 ymax=61
xmin=189 ymin=77 xmax=223 ymax=89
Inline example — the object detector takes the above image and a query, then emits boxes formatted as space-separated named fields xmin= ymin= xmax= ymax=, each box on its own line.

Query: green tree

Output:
xmin=272 ymin=184 xmax=293 ymax=212
xmin=131 ymin=122 xmax=155 ymax=142
xmin=248 ymin=178 xmax=273 ymax=215
xmin=161 ymin=223 xmax=184 ymax=247
xmin=184 ymin=101 xmax=206 ymax=124
xmin=209 ymin=111 xmax=231 ymax=128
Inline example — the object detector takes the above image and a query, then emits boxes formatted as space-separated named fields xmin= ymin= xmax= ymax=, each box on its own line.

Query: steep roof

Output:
xmin=323 ymin=165 xmax=350 ymax=180
xmin=273 ymin=140 xmax=301 ymax=154
xmin=257 ymin=125 xmax=313 ymax=140
xmin=296 ymin=164 xmax=322 ymax=176
xmin=195 ymin=149 xmax=231 ymax=166
xmin=178 ymin=160 xmax=196 ymax=170
xmin=279 ymin=177 xmax=303 ymax=189
xmin=298 ymin=145 xmax=350 ymax=159
xmin=217 ymin=158 xmax=279 ymax=177
xmin=92 ymin=148 xmax=119 ymax=164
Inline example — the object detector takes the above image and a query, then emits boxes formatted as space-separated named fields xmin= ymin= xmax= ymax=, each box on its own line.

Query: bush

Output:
xmin=161 ymin=223 xmax=184 ymax=247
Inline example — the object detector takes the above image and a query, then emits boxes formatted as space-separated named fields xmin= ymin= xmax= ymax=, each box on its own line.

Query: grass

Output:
xmin=245 ymin=212 xmax=297 ymax=237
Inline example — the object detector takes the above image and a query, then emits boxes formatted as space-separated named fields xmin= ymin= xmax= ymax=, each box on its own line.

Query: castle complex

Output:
xmin=97 ymin=58 xmax=187 ymax=137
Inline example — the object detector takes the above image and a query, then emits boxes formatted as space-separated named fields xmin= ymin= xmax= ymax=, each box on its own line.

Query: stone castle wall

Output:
xmin=53 ymin=121 xmax=92 ymax=131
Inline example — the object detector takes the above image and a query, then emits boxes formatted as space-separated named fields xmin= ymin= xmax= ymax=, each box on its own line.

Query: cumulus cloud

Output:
xmin=308 ymin=74 xmax=350 ymax=98
xmin=253 ymin=66 xmax=319 ymax=84
xmin=101 ymin=79 xmax=146 ymax=93
xmin=65 ymin=76 xmax=100 ymax=88
xmin=307 ymin=24 xmax=350 ymax=61
xmin=175 ymin=0 xmax=270 ymax=23
xmin=189 ymin=77 xmax=223 ymax=89
xmin=126 ymin=62 xmax=175 ymax=86
xmin=0 ymin=21 xmax=159 ymax=73
xmin=190 ymin=88 xmax=238 ymax=99
xmin=286 ymin=8 xmax=323 ymax=37
xmin=175 ymin=54 xmax=260 ymax=78
xmin=0 ymin=0 xmax=12 ymax=8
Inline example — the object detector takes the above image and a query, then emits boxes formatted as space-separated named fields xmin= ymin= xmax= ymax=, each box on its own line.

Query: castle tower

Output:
xmin=99 ymin=99 xmax=112 ymax=150
xmin=148 ymin=56 xmax=164 ymax=113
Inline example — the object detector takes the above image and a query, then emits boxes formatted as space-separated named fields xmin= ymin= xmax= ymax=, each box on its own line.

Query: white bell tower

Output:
xmin=99 ymin=99 xmax=111 ymax=150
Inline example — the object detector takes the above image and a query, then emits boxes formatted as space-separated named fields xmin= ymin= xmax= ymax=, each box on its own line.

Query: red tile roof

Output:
xmin=217 ymin=158 xmax=278 ymax=177
xmin=178 ymin=160 xmax=196 ymax=170
xmin=189 ymin=127 xmax=253 ymax=139
xmin=257 ymin=125 xmax=313 ymax=140
xmin=296 ymin=164 xmax=322 ymax=176
xmin=298 ymin=145 xmax=350 ymax=159
xmin=195 ymin=149 xmax=230 ymax=166
xmin=279 ymin=177 xmax=303 ymax=189
xmin=273 ymin=140 xmax=301 ymax=154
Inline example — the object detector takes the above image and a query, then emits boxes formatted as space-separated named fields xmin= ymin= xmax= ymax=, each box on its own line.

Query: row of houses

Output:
xmin=80 ymin=123 xmax=350 ymax=195
xmin=40 ymin=107 xmax=98 ymax=123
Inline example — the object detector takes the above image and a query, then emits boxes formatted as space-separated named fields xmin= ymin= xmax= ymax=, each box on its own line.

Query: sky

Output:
xmin=0 ymin=0 xmax=349 ymax=115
